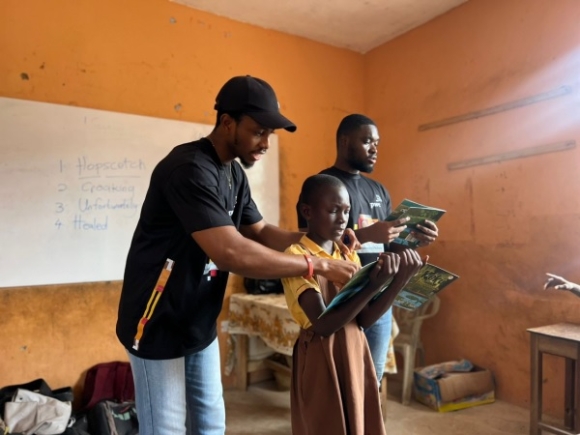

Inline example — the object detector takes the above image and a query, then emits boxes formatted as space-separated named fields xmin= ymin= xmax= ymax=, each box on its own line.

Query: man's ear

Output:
xmin=337 ymin=134 xmax=349 ymax=154
xmin=221 ymin=113 xmax=237 ymax=132
xmin=299 ymin=203 xmax=311 ymax=222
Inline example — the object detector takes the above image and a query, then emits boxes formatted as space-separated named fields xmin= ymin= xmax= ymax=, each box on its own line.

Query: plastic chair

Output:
xmin=392 ymin=295 xmax=441 ymax=405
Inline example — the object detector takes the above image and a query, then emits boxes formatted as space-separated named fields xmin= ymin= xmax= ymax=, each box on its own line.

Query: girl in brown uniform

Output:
xmin=282 ymin=174 xmax=423 ymax=435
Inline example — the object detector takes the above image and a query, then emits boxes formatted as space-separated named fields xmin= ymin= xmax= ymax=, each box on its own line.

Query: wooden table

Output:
xmin=528 ymin=323 xmax=580 ymax=435
xmin=228 ymin=293 xmax=299 ymax=389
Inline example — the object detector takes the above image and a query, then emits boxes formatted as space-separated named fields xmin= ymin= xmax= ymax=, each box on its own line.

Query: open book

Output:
xmin=388 ymin=199 xmax=446 ymax=248
xmin=319 ymin=261 xmax=459 ymax=317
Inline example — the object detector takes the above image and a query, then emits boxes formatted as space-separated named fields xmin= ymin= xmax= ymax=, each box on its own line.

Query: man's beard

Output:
xmin=233 ymin=129 xmax=254 ymax=169
xmin=347 ymin=147 xmax=374 ymax=173
xmin=348 ymin=155 xmax=374 ymax=173
xmin=239 ymin=158 xmax=254 ymax=169
xmin=355 ymin=162 xmax=374 ymax=173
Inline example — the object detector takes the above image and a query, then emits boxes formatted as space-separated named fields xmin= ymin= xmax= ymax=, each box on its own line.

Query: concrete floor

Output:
xmin=224 ymin=380 xmax=532 ymax=435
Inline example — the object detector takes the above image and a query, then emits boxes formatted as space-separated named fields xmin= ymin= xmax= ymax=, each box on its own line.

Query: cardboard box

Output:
xmin=413 ymin=363 xmax=495 ymax=412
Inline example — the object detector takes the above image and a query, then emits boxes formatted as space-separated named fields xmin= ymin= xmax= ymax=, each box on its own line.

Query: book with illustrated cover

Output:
xmin=383 ymin=262 xmax=459 ymax=311
xmin=319 ymin=261 xmax=458 ymax=317
xmin=387 ymin=199 xmax=446 ymax=248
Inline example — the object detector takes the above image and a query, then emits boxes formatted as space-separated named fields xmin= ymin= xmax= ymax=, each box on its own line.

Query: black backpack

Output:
xmin=244 ymin=278 xmax=284 ymax=295
xmin=87 ymin=400 xmax=138 ymax=435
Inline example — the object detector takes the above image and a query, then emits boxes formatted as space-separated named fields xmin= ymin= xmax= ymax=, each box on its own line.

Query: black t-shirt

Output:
xmin=297 ymin=166 xmax=392 ymax=266
xmin=116 ymin=138 xmax=262 ymax=359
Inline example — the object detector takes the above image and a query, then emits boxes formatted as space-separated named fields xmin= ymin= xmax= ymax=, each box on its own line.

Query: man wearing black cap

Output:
xmin=116 ymin=76 xmax=359 ymax=435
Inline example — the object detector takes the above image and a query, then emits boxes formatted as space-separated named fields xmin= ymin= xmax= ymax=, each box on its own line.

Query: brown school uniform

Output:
xmin=288 ymin=269 xmax=386 ymax=435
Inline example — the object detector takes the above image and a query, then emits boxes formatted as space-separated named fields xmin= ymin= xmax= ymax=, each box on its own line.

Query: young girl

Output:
xmin=282 ymin=174 xmax=423 ymax=435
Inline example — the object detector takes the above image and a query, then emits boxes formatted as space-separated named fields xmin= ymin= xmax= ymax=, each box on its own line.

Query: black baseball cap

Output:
xmin=214 ymin=75 xmax=297 ymax=132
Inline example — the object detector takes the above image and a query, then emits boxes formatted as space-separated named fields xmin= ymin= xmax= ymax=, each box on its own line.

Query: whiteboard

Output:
xmin=0 ymin=97 xmax=279 ymax=287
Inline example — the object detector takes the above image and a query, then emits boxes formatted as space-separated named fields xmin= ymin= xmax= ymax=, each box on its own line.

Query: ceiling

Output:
xmin=171 ymin=0 xmax=468 ymax=53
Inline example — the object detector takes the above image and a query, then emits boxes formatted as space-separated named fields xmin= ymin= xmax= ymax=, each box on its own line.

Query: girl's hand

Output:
xmin=337 ymin=228 xmax=361 ymax=255
xmin=394 ymin=248 xmax=424 ymax=283
xmin=369 ymin=252 xmax=400 ymax=288
xmin=544 ymin=273 xmax=578 ymax=291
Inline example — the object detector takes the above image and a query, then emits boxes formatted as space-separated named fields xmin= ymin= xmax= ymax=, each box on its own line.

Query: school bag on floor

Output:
xmin=0 ymin=378 xmax=73 ymax=415
xmin=3 ymin=388 xmax=71 ymax=435
xmin=0 ymin=378 xmax=74 ymax=435
xmin=87 ymin=400 xmax=138 ymax=435
xmin=80 ymin=362 xmax=134 ymax=411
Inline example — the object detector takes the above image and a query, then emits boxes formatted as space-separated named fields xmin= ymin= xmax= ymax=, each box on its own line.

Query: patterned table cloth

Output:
xmin=229 ymin=293 xmax=298 ymax=356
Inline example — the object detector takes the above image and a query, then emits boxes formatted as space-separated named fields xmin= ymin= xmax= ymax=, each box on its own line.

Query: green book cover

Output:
xmin=320 ymin=261 xmax=458 ymax=317
xmin=391 ymin=263 xmax=459 ymax=311
xmin=319 ymin=261 xmax=380 ymax=317
xmin=387 ymin=199 xmax=446 ymax=248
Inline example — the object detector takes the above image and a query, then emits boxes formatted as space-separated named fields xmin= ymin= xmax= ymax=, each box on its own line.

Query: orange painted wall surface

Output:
xmin=365 ymin=0 xmax=580 ymax=411
xmin=3 ymin=0 xmax=580 ymax=413
xmin=0 ymin=0 xmax=363 ymax=395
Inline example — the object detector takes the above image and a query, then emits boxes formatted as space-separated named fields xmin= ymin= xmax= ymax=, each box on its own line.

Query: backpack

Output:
xmin=243 ymin=278 xmax=283 ymax=295
xmin=87 ymin=400 xmax=138 ymax=435
xmin=0 ymin=379 xmax=75 ymax=435
xmin=0 ymin=378 xmax=73 ymax=414
xmin=81 ymin=362 xmax=134 ymax=411
xmin=4 ymin=389 xmax=72 ymax=435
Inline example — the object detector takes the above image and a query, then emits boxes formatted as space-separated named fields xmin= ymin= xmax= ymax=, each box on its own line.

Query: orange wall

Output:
xmin=0 ymin=0 xmax=363 ymax=396
xmin=365 ymin=0 xmax=580 ymax=411
xmin=3 ymin=0 xmax=580 ymax=413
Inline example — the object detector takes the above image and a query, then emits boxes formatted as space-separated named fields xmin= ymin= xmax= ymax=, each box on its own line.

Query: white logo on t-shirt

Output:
xmin=228 ymin=197 xmax=238 ymax=216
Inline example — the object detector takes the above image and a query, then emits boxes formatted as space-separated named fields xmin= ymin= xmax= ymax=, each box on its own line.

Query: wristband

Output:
xmin=302 ymin=254 xmax=314 ymax=280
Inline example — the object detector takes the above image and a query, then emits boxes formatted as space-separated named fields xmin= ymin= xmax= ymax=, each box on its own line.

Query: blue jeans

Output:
xmin=128 ymin=338 xmax=225 ymax=435
xmin=364 ymin=308 xmax=393 ymax=384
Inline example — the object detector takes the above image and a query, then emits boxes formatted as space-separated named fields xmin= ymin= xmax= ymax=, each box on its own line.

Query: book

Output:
xmin=383 ymin=262 xmax=459 ymax=311
xmin=387 ymin=199 xmax=446 ymax=248
xmin=319 ymin=261 xmax=378 ymax=315
xmin=319 ymin=261 xmax=458 ymax=317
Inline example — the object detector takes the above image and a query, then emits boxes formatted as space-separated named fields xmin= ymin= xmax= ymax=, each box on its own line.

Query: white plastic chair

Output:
xmin=392 ymin=295 xmax=441 ymax=405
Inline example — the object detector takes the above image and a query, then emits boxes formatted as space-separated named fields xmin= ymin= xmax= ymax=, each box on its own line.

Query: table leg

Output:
xmin=530 ymin=334 xmax=542 ymax=435
xmin=234 ymin=334 xmax=249 ymax=390
xmin=574 ymin=346 xmax=580 ymax=431
xmin=565 ymin=358 xmax=574 ymax=429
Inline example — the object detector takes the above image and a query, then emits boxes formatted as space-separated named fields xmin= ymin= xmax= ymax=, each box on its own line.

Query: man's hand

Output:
xmin=358 ymin=217 xmax=409 ymax=245
xmin=414 ymin=220 xmax=439 ymax=247
xmin=312 ymin=257 xmax=359 ymax=288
